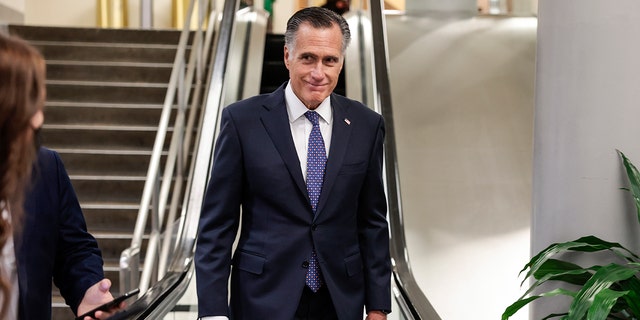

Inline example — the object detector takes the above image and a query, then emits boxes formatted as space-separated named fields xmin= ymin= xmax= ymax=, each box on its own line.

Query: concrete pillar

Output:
xmin=532 ymin=0 xmax=640 ymax=318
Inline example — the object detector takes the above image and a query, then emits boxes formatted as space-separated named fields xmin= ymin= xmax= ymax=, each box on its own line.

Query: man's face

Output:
xmin=284 ymin=22 xmax=344 ymax=110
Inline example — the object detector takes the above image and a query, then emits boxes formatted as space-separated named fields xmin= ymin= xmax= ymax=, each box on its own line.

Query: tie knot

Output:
xmin=305 ymin=111 xmax=320 ymax=126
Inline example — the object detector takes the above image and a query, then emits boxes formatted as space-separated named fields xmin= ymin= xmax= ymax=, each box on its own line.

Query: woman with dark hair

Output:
xmin=0 ymin=31 xmax=46 ymax=319
xmin=0 ymin=33 xmax=123 ymax=320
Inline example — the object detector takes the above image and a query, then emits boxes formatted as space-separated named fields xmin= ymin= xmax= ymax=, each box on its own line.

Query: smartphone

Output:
xmin=75 ymin=288 xmax=140 ymax=320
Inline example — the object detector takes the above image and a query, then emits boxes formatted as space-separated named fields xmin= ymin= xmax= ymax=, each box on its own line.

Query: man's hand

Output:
xmin=77 ymin=279 xmax=121 ymax=320
xmin=366 ymin=310 xmax=388 ymax=320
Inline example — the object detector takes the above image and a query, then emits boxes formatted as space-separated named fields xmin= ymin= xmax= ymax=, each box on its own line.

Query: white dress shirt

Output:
xmin=199 ymin=82 xmax=333 ymax=320
xmin=285 ymin=81 xmax=333 ymax=179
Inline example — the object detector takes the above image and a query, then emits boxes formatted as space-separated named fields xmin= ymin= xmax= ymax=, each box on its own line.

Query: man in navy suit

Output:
xmin=18 ymin=147 xmax=118 ymax=319
xmin=195 ymin=7 xmax=391 ymax=320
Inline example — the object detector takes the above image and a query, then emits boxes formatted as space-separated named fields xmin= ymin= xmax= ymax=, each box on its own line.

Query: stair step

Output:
xmin=70 ymin=177 xmax=145 ymax=203
xmin=46 ymin=62 xmax=173 ymax=83
xmin=9 ymin=24 xmax=185 ymax=45
xmin=48 ymin=79 xmax=168 ymax=88
xmin=42 ymin=128 xmax=171 ymax=150
xmin=45 ymin=104 xmax=175 ymax=127
xmin=36 ymin=42 xmax=181 ymax=63
xmin=46 ymin=101 xmax=166 ymax=110
xmin=81 ymin=203 xmax=140 ymax=233
xmin=46 ymin=82 xmax=169 ymax=104
xmin=44 ymin=123 xmax=162 ymax=131
xmin=52 ymin=297 xmax=75 ymax=319
xmin=56 ymin=150 xmax=157 ymax=176
xmin=92 ymin=233 xmax=151 ymax=267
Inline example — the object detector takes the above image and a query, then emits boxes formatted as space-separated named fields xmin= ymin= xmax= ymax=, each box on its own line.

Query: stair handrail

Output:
xmin=120 ymin=0 xmax=217 ymax=294
xmin=345 ymin=0 xmax=442 ymax=319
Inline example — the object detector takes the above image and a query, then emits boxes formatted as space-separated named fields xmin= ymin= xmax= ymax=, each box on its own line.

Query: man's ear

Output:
xmin=283 ymin=46 xmax=291 ymax=70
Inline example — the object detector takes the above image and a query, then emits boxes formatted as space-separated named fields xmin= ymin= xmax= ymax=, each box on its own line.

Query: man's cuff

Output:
xmin=370 ymin=309 xmax=391 ymax=315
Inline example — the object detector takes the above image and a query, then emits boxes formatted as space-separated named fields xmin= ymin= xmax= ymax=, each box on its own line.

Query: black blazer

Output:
xmin=17 ymin=148 xmax=104 ymax=319
xmin=195 ymin=83 xmax=392 ymax=319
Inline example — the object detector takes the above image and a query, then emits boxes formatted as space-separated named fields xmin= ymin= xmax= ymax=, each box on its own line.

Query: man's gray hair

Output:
xmin=284 ymin=7 xmax=351 ymax=57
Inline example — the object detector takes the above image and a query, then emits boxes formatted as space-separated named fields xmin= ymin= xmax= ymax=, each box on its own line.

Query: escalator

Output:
xmin=113 ymin=1 xmax=441 ymax=319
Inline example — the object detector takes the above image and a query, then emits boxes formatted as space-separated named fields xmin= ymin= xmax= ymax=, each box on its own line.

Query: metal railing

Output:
xmin=119 ymin=0 xmax=219 ymax=295
xmin=115 ymin=0 xmax=272 ymax=317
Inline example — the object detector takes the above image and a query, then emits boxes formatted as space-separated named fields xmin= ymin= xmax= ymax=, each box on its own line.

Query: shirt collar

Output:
xmin=285 ymin=81 xmax=332 ymax=124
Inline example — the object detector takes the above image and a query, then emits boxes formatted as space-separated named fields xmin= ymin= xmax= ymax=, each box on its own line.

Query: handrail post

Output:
xmin=119 ymin=247 xmax=139 ymax=293
xmin=120 ymin=0 xmax=198 ymax=294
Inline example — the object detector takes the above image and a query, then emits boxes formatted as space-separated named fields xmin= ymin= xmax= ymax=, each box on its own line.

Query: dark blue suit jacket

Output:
xmin=16 ymin=148 xmax=104 ymax=319
xmin=195 ymin=84 xmax=391 ymax=319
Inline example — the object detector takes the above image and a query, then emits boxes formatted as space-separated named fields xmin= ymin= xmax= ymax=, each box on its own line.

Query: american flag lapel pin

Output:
xmin=344 ymin=118 xmax=351 ymax=125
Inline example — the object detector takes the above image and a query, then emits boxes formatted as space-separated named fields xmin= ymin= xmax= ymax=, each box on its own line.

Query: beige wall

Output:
xmin=23 ymin=0 xmax=178 ymax=28
xmin=1 ymin=0 xmax=23 ymax=12
xmin=26 ymin=0 xmax=95 ymax=27
xmin=0 ymin=0 xmax=24 ymax=23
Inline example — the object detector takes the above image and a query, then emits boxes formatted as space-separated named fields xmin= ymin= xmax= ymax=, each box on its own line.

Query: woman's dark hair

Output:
xmin=0 ymin=32 xmax=46 ymax=318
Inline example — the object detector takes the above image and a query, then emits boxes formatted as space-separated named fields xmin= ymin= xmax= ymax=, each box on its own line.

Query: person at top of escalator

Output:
xmin=322 ymin=0 xmax=350 ymax=15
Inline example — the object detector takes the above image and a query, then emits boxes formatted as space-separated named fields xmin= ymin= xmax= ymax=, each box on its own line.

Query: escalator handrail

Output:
xmin=367 ymin=0 xmax=442 ymax=319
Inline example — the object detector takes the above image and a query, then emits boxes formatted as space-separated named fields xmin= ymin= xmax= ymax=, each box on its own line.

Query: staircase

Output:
xmin=8 ymin=25 xmax=184 ymax=319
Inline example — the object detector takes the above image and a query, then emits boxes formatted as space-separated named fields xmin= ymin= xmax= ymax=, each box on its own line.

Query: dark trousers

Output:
xmin=294 ymin=286 xmax=339 ymax=320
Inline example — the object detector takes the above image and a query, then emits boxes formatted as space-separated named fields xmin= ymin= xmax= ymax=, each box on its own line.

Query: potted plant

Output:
xmin=502 ymin=150 xmax=640 ymax=320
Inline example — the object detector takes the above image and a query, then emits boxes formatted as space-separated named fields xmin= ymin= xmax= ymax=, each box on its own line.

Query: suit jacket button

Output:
xmin=302 ymin=261 xmax=309 ymax=268
xmin=311 ymin=224 xmax=318 ymax=231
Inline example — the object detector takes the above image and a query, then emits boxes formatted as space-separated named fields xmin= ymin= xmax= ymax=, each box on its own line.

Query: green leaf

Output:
xmin=618 ymin=276 xmax=640 ymax=316
xmin=618 ymin=150 xmax=640 ymax=224
xmin=566 ymin=263 xmax=640 ymax=320
xmin=502 ymin=288 xmax=575 ymax=320
xmin=535 ymin=259 xmax=593 ymax=285
xmin=521 ymin=236 xmax=640 ymax=286
xmin=502 ymin=295 xmax=541 ymax=320
xmin=523 ymin=268 xmax=586 ymax=299
xmin=587 ymin=288 xmax=628 ymax=320
xmin=569 ymin=236 xmax=639 ymax=261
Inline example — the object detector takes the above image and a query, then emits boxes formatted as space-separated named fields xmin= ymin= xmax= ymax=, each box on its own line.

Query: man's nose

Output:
xmin=310 ymin=63 xmax=325 ymax=79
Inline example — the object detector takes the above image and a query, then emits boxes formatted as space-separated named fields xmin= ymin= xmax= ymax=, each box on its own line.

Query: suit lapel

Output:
xmin=316 ymin=95 xmax=352 ymax=218
xmin=260 ymin=85 xmax=308 ymax=199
